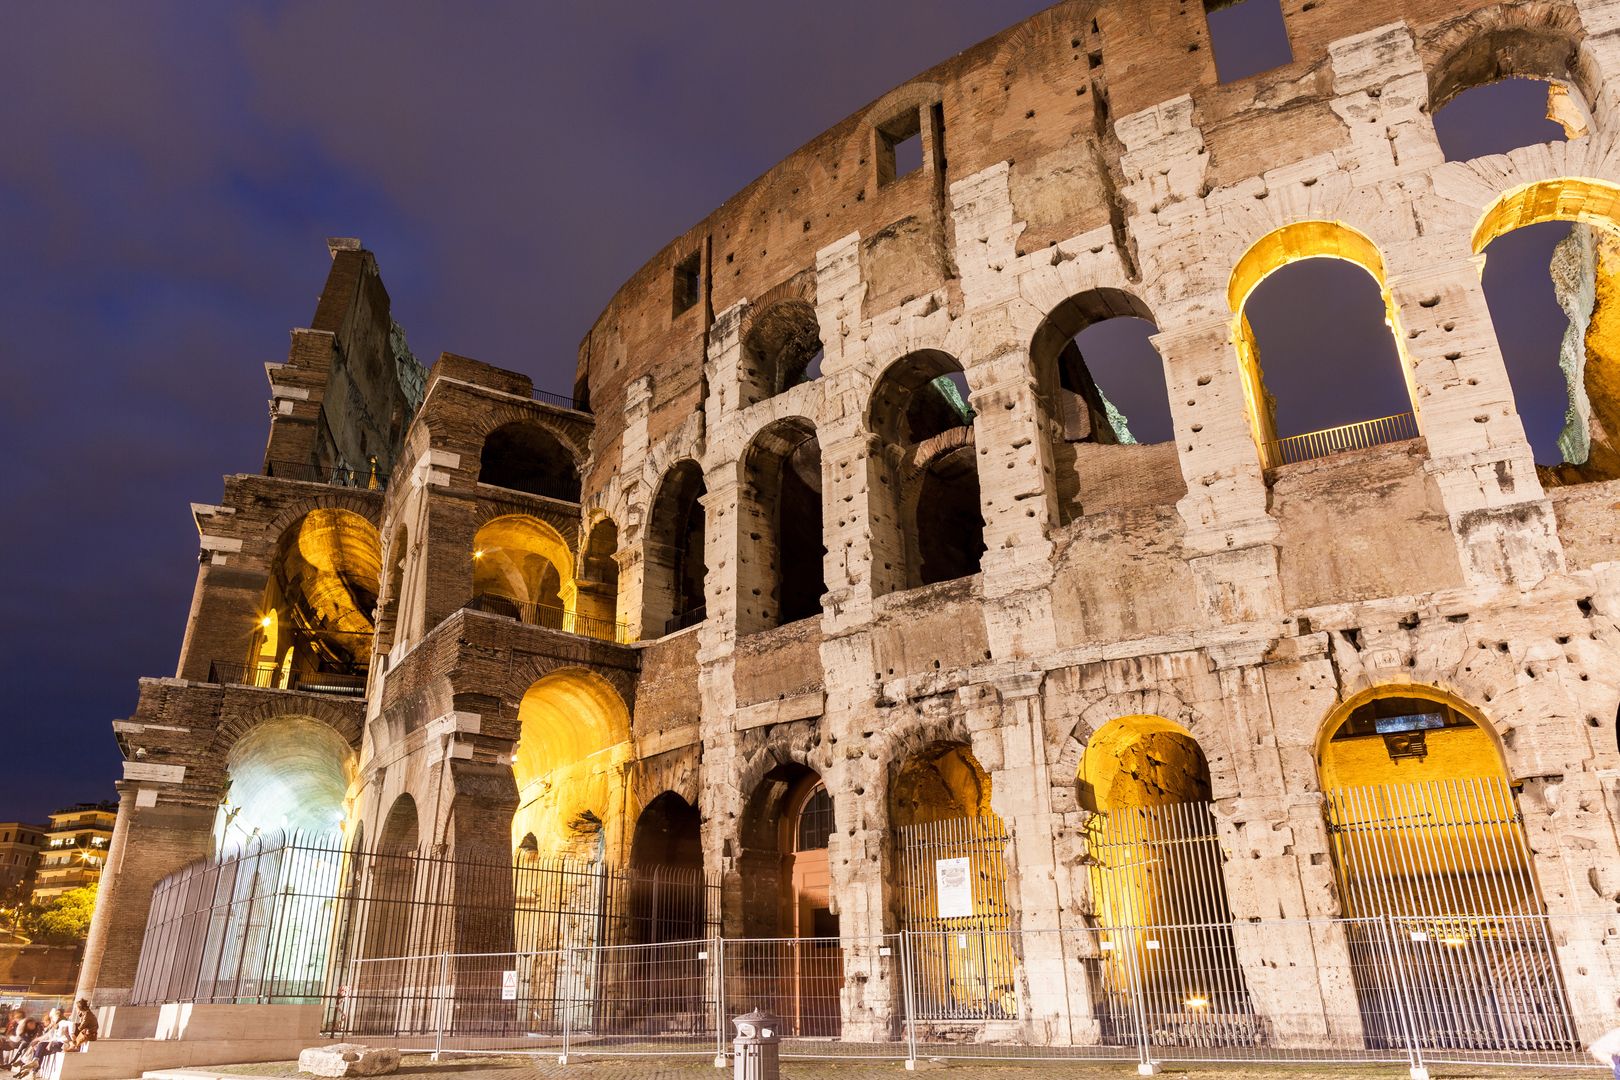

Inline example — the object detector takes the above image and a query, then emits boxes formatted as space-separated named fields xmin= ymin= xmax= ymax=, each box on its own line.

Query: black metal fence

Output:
xmin=265 ymin=458 xmax=390 ymax=489
xmin=465 ymin=592 xmax=634 ymax=644
xmin=129 ymin=831 xmax=718 ymax=1024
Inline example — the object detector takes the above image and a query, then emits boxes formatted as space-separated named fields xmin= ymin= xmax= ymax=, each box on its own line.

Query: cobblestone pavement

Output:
xmin=197 ymin=1052 xmax=1542 ymax=1080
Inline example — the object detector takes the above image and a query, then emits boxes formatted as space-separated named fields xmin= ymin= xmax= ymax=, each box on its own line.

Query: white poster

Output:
xmin=934 ymin=857 xmax=973 ymax=919
xmin=500 ymin=969 xmax=518 ymax=1001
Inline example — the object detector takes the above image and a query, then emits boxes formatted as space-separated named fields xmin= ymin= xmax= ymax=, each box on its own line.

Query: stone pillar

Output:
xmin=1154 ymin=317 xmax=1283 ymax=626
xmin=175 ymin=505 xmax=271 ymax=682
xmin=1384 ymin=254 xmax=1565 ymax=587
xmin=76 ymin=782 xmax=216 ymax=1006
xmin=980 ymin=674 xmax=1097 ymax=1045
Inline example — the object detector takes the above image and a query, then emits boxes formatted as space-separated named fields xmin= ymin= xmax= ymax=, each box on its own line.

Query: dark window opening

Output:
xmin=477 ymin=422 xmax=582 ymax=502
xmin=741 ymin=419 xmax=826 ymax=633
xmin=673 ymin=251 xmax=702 ymax=317
xmin=647 ymin=461 xmax=709 ymax=636
xmin=916 ymin=447 xmax=986 ymax=586
xmin=1434 ymin=78 xmax=1573 ymax=163
xmin=1204 ymin=0 xmax=1292 ymax=83
xmin=877 ymin=108 xmax=923 ymax=187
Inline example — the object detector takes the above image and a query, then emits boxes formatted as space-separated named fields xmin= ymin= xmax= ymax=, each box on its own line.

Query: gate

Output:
xmin=894 ymin=814 xmax=1015 ymax=1020
xmin=1085 ymin=801 xmax=1258 ymax=1046
xmin=1324 ymin=777 xmax=1578 ymax=1053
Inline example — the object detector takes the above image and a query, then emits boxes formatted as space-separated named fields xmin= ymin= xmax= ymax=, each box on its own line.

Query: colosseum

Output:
xmin=78 ymin=0 xmax=1620 ymax=1071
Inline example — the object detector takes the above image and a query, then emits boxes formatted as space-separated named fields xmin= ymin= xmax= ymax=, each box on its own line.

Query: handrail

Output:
xmin=264 ymin=458 xmax=390 ymax=489
xmin=531 ymin=388 xmax=591 ymax=413
xmin=464 ymin=591 xmax=634 ymax=644
xmin=1263 ymin=412 xmax=1419 ymax=470
xmin=205 ymin=661 xmax=368 ymax=696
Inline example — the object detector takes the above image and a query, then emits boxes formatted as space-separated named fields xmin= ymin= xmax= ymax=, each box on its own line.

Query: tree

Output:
xmin=22 ymin=887 xmax=97 ymax=947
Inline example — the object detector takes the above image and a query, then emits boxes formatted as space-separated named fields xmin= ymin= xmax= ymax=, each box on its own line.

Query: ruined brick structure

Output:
xmin=82 ymin=0 xmax=1620 ymax=1053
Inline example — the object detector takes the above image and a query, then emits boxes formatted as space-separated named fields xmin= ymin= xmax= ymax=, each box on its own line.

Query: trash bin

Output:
xmin=732 ymin=1009 xmax=781 ymax=1080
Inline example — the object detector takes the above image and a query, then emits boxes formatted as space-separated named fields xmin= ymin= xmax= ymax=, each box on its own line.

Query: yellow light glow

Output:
xmin=1442 ymin=936 xmax=1468 ymax=947
xmin=258 ymin=615 xmax=273 ymax=629
xmin=1473 ymin=177 xmax=1620 ymax=255
xmin=472 ymin=549 xmax=485 ymax=559
xmin=1184 ymin=996 xmax=1210 ymax=1009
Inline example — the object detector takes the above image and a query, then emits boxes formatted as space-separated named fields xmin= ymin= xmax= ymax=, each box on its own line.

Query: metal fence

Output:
xmin=332 ymin=915 xmax=1620 ymax=1073
xmin=265 ymin=458 xmax=388 ymax=489
xmin=128 ymin=832 xmax=718 ymax=1021
xmin=1263 ymin=411 xmax=1419 ymax=469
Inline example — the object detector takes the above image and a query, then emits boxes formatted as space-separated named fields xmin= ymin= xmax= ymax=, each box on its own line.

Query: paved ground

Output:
xmin=180 ymin=1052 xmax=1557 ymax=1079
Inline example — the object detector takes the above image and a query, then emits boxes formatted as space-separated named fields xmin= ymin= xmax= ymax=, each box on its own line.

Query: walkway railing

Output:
xmin=205 ymin=660 xmax=367 ymax=697
xmin=331 ymin=914 xmax=1617 ymax=1074
xmin=465 ymin=592 xmax=633 ymax=644
xmin=531 ymin=388 xmax=590 ymax=413
xmin=1263 ymin=412 xmax=1419 ymax=469
xmin=265 ymin=458 xmax=389 ymax=489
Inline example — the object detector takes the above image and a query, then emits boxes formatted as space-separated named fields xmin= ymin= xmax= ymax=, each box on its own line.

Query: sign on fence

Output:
xmin=933 ymin=857 xmax=972 ymax=919
xmin=500 ymin=970 xmax=518 ymax=1001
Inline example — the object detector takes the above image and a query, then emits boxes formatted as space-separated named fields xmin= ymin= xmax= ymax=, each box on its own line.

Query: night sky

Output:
xmin=0 ymin=4 xmax=1575 ymax=823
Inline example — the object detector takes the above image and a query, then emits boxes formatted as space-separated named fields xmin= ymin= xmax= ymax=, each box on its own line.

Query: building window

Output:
xmin=1205 ymin=0 xmax=1291 ymax=83
xmin=672 ymin=251 xmax=701 ymax=317
xmin=795 ymin=785 xmax=835 ymax=851
xmin=876 ymin=108 xmax=924 ymax=187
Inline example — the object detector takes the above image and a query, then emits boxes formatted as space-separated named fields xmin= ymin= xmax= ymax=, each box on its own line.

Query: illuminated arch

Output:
xmin=1080 ymin=713 xmax=1211 ymax=813
xmin=889 ymin=741 xmax=992 ymax=828
xmin=1227 ymin=221 xmax=1418 ymax=464
xmin=1316 ymin=683 xmax=1510 ymax=790
xmin=472 ymin=515 xmax=576 ymax=627
xmin=250 ymin=508 xmax=381 ymax=691
xmin=511 ymin=669 xmax=633 ymax=861
xmin=1471 ymin=177 xmax=1620 ymax=254
xmin=215 ymin=716 xmax=356 ymax=850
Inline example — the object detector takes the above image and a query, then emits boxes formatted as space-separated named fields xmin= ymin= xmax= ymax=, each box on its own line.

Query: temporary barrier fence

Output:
xmin=327 ymin=914 xmax=1620 ymax=1074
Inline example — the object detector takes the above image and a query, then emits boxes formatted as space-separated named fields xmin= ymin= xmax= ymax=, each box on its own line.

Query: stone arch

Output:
xmin=642 ymin=458 xmax=708 ymax=636
xmin=211 ymin=695 xmax=362 ymax=756
xmin=741 ymin=295 xmax=824 ymax=405
xmin=737 ymin=415 xmax=825 ymax=633
xmin=466 ymin=400 xmax=591 ymax=466
xmin=471 ymin=514 xmax=577 ymax=626
xmin=213 ymin=715 xmax=357 ymax=850
xmin=1423 ymin=2 xmax=1596 ymax=128
xmin=1226 ymin=220 xmax=1419 ymax=467
xmin=510 ymin=667 xmax=633 ymax=862
xmin=1051 ymin=688 xmax=1219 ymax=816
xmin=477 ymin=420 xmax=582 ymax=502
xmin=1314 ymin=679 xmax=1513 ymax=788
xmin=576 ymin=512 xmax=623 ymax=637
xmin=262 ymin=492 xmax=383 ymax=554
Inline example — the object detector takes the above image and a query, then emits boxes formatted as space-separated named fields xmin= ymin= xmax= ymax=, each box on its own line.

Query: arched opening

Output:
xmin=1031 ymin=290 xmax=1182 ymax=520
xmin=889 ymin=742 xmax=1014 ymax=1021
xmin=375 ymin=523 xmax=411 ymax=657
xmin=644 ymin=461 xmax=708 ymax=636
xmin=247 ymin=509 xmax=380 ymax=695
xmin=1079 ymin=716 xmax=1251 ymax=1044
xmin=511 ymin=670 xmax=631 ymax=863
xmin=470 ymin=515 xmax=575 ymax=631
xmin=1228 ymin=222 xmax=1419 ymax=469
xmin=360 ymin=794 xmax=421 ymax=964
xmin=868 ymin=351 xmax=984 ymax=595
xmin=216 ymin=717 xmax=355 ymax=851
xmin=576 ymin=516 xmax=622 ymax=640
xmin=478 ymin=421 xmax=582 ymax=502
xmin=1318 ymin=686 xmax=1569 ymax=1051
xmin=1474 ymin=178 xmax=1620 ymax=485
xmin=735 ymin=765 xmax=840 ymax=1036
xmin=1429 ymin=24 xmax=1592 ymax=162
xmin=738 ymin=418 xmax=826 ymax=634
xmin=627 ymin=792 xmax=705 ymax=944
xmin=742 ymin=299 xmax=824 ymax=405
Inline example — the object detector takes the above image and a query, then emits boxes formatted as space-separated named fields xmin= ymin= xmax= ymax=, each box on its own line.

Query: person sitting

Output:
xmin=2 ymin=1016 xmax=38 ymax=1072
xmin=12 ymin=1008 xmax=67 ymax=1079
xmin=65 ymin=1004 xmax=94 ymax=1052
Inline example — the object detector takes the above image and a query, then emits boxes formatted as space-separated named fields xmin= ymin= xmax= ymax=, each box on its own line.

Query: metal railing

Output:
xmin=264 ymin=458 xmax=389 ymax=489
xmin=129 ymin=831 xmax=719 ymax=1017
xmin=664 ymin=606 xmax=705 ymax=636
xmin=1263 ymin=412 xmax=1419 ymax=469
xmin=531 ymin=388 xmax=590 ymax=413
xmin=205 ymin=661 xmax=368 ymax=697
xmin=331 ymin=916 xmax=1618 ymax=1073
xmin=464 ymin=592 xmax=633 ymax=645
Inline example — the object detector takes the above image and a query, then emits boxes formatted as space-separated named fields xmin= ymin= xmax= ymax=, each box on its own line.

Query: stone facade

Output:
xmin=80 ymin=0 xmax=1620 ymax=1052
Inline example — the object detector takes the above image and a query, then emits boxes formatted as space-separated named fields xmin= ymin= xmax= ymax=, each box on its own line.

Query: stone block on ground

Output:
xmin=297 ymin=1043 xmax=401 ymax=1077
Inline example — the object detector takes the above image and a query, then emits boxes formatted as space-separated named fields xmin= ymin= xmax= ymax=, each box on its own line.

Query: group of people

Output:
xmin=0 ymin=1002 xmax=95 ymax=1078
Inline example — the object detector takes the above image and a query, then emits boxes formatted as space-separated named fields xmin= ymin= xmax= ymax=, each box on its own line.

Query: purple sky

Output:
xmin=0 ymin=3 xmax=1573 ymax=822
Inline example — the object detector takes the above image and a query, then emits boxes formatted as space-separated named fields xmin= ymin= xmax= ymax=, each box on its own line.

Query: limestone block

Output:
xmin=297 ymin=1044 xmax=400 ymax=1077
